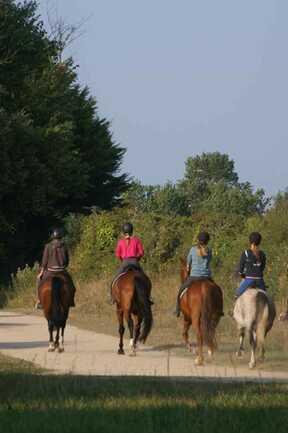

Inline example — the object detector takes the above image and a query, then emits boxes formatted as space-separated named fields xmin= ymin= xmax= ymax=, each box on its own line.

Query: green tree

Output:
xmin=0 ymin=0 xmax=128 ymax=274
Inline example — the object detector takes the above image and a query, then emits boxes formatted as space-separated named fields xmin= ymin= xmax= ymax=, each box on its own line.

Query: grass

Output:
xmin=6 ymin=272 xmax=288 ymax=373
xmin=0 ymin=352 xmax=288 ymax=433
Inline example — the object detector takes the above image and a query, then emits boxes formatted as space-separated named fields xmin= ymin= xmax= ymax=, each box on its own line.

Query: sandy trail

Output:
xmin=0 ymin=311 xmax=287 ymax=381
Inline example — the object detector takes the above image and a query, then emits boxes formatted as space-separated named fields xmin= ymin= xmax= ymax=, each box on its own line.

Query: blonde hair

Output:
xmin=196 ymin=242 xmax=209 ymax=257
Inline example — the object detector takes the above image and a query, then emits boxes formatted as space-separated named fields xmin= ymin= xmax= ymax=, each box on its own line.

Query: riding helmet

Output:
xmin=197 ymin=231 xmax=210 ymax=245
xmin=122 ymin=222 xmax=133 ymax=235
xmin=50 ymin=227 xmax=64 ymax=240
xmin=249 ymin=232 xmax=262 ymax=246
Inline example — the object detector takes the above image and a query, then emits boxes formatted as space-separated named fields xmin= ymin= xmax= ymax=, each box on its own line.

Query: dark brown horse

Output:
xmin=112 ymin=269 xmax=153 ymax=356
xmin=39 ymin=273 xmax=72 ymax=352
xmin=179 ymin=258 xmax=223 ymax=365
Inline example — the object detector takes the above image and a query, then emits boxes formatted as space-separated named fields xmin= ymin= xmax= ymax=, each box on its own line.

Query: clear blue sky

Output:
xmin=36 ymin=0 xmax=288 ymax=194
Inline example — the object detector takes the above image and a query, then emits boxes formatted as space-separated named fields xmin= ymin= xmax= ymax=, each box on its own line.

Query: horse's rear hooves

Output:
xmin=249 ymin=362 xmax=256 ymax=369
xmin=48 ymin=347 xmax=55 ymax=352
xmin=118 ymin=349 xmax=125 ymax=355
xmin=57 ymin=346 xmax=64 ymax=353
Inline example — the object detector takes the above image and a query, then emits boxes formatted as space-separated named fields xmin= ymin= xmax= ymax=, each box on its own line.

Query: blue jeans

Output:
xmin=235 ymin=278 xmax=265 ymax=298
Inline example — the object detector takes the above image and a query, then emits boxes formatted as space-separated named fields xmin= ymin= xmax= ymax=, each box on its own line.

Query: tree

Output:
xmin=123 ymin=181 xmax=188 ymax=216
xmin=0 ymin=0 xmax=128 ymax=274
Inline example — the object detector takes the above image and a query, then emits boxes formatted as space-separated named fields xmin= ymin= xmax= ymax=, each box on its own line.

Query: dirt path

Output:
xmin=1 ymin=311 xmax=288 ymax=381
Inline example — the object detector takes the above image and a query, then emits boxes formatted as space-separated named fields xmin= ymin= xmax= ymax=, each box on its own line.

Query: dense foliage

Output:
xmin=124 ymin=152 xmax=269 ymax=217
xmin=0 ymin=1 xmax=128 ymax=274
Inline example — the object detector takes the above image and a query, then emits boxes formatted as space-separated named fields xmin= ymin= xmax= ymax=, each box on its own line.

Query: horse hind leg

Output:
xmin=128 ymin=317 xmax=134 ymax=349
xmin=182 ymin=317 xmax=194 ymax=353
xmin=57 ymin=325 xmax=65 ymax=353
xmin=129 ymin=314 xmax=140 ymax=357
xmin=48 ymin=322 xmax=55 ymax=352
xmin=236 ymin=328 xmax=245 ymax=357
xmin=249 ymin=329 xmax=257 ymax=369
xmin=117 ymin=310 xmax=125 ymax=355
xmin=192 ymin=314 xmax=204 ymax=366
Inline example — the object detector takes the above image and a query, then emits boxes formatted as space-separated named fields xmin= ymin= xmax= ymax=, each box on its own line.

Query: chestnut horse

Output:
xmin=179 ymin=258 xmax=224 ymax=365
xmin=39 ymin=274 xmax=72 ymax=352
xmin=112 ymin=269 xmax=153 ymax=356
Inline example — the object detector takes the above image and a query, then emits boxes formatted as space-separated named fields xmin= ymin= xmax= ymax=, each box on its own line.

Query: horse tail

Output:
xmin=200 ymin=283 xmax=222 ymax=348
xmin=51 ymin=276 xmax=65 ymax=328
xmin=255 ymin=291 xmax=275 ymax=346
xmin=134 ymin=276 xmax=153 ymax=343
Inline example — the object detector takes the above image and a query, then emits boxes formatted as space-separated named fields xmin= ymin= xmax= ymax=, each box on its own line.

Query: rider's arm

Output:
xmin=63 ymin=245 xmax=69 ymax=268
xmin=38 ymin=244 xmax=49 ymax=277
xmin=260 ymin=252 xmax=266 ymax=273
xmin=136 ymin=238 xmax=144 ymax=261
xmin=115 ymin=240 xmax=123 ymax=261
xmin=239 ymin=251 xmax=246 ymax=277
xmin=186 ymin=248 xmax=193 ymax=273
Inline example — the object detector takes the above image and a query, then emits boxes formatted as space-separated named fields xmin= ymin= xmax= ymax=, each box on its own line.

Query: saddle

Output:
xmin=111 ymin=265 xmax=141 ymax=288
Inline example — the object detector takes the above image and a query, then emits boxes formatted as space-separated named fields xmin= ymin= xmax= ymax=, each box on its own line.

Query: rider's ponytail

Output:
xmin=196 ymin=232 xmax=210 ymax=257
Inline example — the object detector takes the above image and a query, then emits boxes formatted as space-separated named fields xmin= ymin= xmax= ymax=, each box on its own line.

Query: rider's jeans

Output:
xmin=235 ymin=278 xmax=265 ymax=298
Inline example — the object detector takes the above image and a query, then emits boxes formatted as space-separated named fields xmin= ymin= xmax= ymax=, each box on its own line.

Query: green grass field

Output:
xmin=0 ymin=353 xmax=288 ymax=433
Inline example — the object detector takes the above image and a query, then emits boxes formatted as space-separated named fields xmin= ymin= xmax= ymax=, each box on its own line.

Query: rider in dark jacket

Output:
xmin=35 ymin=227 xmax=76 ymax=309
xmin=235 ymin=232 xmax=266 ymax=298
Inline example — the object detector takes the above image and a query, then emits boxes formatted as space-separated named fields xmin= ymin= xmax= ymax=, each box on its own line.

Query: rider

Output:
xmin=175 ymin=231 xmax=212 ymax=317
xmin=35 ymin=227 xmax=76 ymax=309
xmin=110 ymin=222 xmax=152 ymax=303
xmin=235 ymin=231 xmax=266 ymax=298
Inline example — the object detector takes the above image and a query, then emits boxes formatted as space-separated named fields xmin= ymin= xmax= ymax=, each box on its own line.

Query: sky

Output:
xmin=36 ymin=0 xmax=288 ymax=194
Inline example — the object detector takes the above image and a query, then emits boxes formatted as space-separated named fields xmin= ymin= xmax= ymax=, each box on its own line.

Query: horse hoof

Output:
xmin=129 ymin=339 xmax=134 ymax=348
xmin=48 ymin=345 xmax=55 ymax=352
xmin=129 ymin=351 xmax=136 ymax=357
xmin=194 ymin=357 xmax=204 ymax=366
xmin=57 ymin=346 xmax=64 ymax=353
xmin=118 ymin=349 xmax=125 ymax=355
xmin=249 ymin=362 xmax=256 ymax=369
xmin=208 ymin=349 xmax=213 ymax=357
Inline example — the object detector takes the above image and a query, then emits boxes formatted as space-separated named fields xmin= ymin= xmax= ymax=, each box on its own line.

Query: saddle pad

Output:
xmin=111 ymin=272 xmax=129 ymax=289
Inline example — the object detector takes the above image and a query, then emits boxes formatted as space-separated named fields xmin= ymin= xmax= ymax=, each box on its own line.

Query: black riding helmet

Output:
xmin=249 ymin=232 xmax=262 ymax=246
xmin=197 ymin=231 xmax=210 ymax=245
xmin=122 ymin=222 xmax=133 ymax=235
xmin=50 ymin=227 xmax=64 ymax=240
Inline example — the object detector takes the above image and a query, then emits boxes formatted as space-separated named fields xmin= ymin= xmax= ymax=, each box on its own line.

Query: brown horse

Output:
xmin=179 ymin=258 xmax=223 ymax=365
xmin=39 ymin=273 xmax=72 ymax=352
xmin=112 ymin=269 xmax=153 ymax=356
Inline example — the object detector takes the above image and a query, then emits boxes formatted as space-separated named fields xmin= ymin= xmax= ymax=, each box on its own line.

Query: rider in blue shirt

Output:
xmin=175 ymin=231 xmax=212 ymax=317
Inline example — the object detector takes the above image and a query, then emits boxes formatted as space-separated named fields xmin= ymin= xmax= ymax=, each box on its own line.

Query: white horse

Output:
xmin=233 ymin=289 xmax=276 ymax=369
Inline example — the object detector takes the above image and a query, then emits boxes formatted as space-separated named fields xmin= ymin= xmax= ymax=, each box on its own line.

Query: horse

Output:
xmin=233 ymin=288 xmax=276 ymax=368
xmin=38 ymin=273 xmax=72 ymax=352
xmin=179 ymin=258 xmax=224 ymax=365
xmin=111 ymin=268 xmax=153 ymax=356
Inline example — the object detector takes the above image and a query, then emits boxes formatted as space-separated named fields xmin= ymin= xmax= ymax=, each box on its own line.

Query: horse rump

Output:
xmin=255 ymin=291 xmax=275 ymax=338
xmin=134 ymin=275 xmax=153 ymax=343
